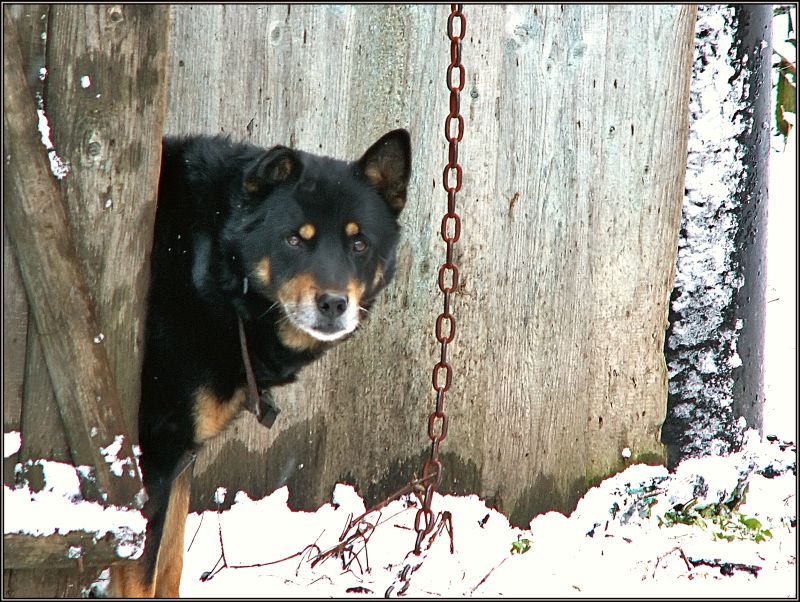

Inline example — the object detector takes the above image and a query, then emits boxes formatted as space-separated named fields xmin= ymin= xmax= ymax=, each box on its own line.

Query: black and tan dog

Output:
xmin=113 ymin=130 xmax=411 ymax=596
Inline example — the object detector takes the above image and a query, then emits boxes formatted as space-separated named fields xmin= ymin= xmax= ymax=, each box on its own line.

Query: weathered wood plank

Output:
xmin=165 ymin=5 xmax=696 ymax=525
xmin=20 ymin=320 xmax=72 ymax=465
xmin=44 ymin=4 xmax=170 ymax=441
xmin=3 ymin=565 xmax=104 ymax=598
xmin=3 ymin=6 xmax=143 ymax=507
xmin=3 ymin=531 xmax=136 ymax=570
xmin=2 ymin=4 xmax=46 ymax=485
xmin=2 ymin=227 xmax=28 ymax=438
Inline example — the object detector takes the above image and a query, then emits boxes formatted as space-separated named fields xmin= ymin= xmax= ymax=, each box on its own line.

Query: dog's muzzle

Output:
xmin=282 ymin=291 xmax=359 ymax=341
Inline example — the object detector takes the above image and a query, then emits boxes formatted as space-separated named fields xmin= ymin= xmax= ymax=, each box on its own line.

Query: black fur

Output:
xmin=136 ymin=130 xmax=411 ymax=591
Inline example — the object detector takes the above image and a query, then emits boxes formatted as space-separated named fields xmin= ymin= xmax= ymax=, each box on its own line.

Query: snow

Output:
xmin=99 ymin=434 xmax=137 ymax=479
xmin=214 ymin=486 xmax=228 ymax=505
xmin=176 ymin=433 xmax=795 ymax=597
xmin=4 ymin=431 xmax=22 ymax=457
xmin=80 ymin=75 xmax=91 ymax=89
xmin=764 ymin=6 xmax=798 ymax=444
xmin=35 ymin=93 xmax=70 ymax=180
xmin=3 ymin=458 xmax=147 ymax=561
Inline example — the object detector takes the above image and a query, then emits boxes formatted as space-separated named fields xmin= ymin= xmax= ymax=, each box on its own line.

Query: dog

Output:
xmin=112 ymin=129 xmax=411 ymax=597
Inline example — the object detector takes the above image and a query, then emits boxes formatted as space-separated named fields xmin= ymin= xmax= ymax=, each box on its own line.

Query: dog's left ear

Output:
xmin=243 ymin=146 xmax=301 ymax=198
xmin=356 ymin=129 xmax=412 ymax=215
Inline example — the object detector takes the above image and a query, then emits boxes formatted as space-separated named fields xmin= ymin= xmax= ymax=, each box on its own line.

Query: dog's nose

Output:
xmin=316 ymin=292 xmax=348 ymax=319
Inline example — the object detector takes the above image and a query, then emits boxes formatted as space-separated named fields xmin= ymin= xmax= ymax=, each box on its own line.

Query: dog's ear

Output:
xmin=356 ymin=129 xmax=412 ymax=216
xmin=243 ymin=146 xmax=301 ymax=197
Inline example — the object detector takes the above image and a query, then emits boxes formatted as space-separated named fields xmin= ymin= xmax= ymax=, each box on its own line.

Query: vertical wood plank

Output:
xmin=164 ymin=5 xmax=696 ymax=524
xmin=45 ymin=5 xmax=171 ymax=439
xmin=2 ymin=3 xmax=48 ymax=485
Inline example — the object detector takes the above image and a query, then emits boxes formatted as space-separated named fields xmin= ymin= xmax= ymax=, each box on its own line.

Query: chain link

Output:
xmin=414 ymin=3 xmax=465 ymax=556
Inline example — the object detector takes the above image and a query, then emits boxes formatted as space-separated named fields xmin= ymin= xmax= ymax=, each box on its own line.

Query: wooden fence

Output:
xmin=3 ymin=5 xmax=169 ymax=597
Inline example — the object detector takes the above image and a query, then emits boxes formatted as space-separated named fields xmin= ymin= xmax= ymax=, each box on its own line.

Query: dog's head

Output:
xmin=219 ymin=129 xmax=411 ymax=350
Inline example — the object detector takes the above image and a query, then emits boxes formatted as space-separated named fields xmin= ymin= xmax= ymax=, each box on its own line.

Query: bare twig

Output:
xmin=187 ymin=512 xmax=205 ymax=552
xmin=425 ymin=510 xmax=454 ymax=554
xmin=652 ymin=546 xmax=693 ymax=578
xmin=198 ymin=475 xmax=437 ymax=586
xmin=342 ymin=476 xmax=427 ymax=536
xmin=775 ymin=50 xmax=797 ymax=76
xmin=470 ymin=557 xmax=508 ymax=594
xmin=308 ymin=476 xmax=431 ymax=573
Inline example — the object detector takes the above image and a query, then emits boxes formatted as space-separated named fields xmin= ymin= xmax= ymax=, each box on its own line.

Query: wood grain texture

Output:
xmin=3 ymin=6 xmax=143 ymax=507
xmin=3 ymin=531 xmax=140 ymax=570
xmin=164 ymin=5 xmax=696 ymax=524
xmin=3 ymin=565 xmax=104 ymax=598
xmin=44 ymin=5 xmax=170 ymax=439
xmin=3 ymin=5 xmax=170 ymax=595
xmin=2 ymin=3 xmax=46 ymax=485
xmin=2 ymin=226 xmax=27 ymax=435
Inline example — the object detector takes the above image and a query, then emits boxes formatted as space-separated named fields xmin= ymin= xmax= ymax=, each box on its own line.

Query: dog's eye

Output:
xmin=286 ymin=233 xmax=303 ymax=247
xmin=352 ymin=236 xmax=367 ymax=253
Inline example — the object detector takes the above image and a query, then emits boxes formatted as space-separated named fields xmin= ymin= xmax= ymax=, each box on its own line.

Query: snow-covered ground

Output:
xmin=169 ymin=431 xmax=796 ymax=598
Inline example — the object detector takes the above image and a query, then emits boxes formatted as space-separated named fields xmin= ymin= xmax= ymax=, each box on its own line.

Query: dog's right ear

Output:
xmin=243 ymin=146 xmax=301 ymax=197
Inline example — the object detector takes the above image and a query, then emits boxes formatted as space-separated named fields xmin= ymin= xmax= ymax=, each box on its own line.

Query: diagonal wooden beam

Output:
xmin=3 ymin=6 xmax=143 ymax=508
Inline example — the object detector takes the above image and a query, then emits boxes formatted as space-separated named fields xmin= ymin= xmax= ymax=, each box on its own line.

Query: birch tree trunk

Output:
xmin=662 ymin=4 xmax=772 ymax=468
xmin=165 ymin=5 xmax=696 ymax=526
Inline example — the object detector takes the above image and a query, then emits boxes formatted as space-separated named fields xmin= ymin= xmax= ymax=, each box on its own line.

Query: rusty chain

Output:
xmin=413 ymin=3 xmax=465 ymax=556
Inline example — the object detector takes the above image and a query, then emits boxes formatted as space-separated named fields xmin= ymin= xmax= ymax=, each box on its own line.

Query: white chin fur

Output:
xmin=296 ymin=322 xmax=355 ymax=342
xmin=283 ymin=302 xmax=359 ymax=342
xmin=303 ymin=328 xmax=354 ymax=341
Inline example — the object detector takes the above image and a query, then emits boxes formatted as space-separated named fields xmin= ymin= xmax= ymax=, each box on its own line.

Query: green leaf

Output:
xmin=741 ymin=516 xmax=762 ymax=531
xmin=776 ymin=65 xmax=797 ymax=139
xmin=511 ymin=538 xmax=531 ymax=555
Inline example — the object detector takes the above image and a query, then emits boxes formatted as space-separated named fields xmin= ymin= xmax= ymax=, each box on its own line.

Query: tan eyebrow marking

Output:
xmin=299 ymin=223 xmax=316 ymax=240
xmin=345 ymin=222 xmax=360 ymax=237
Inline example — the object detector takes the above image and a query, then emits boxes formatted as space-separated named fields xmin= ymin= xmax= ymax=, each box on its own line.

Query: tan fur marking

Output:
xmin=372 ymin=263 xmax=385 ymax=290
xmin=299 ymin=223 xmax=316 ymax=240
xmin=255 ymin=257 xmax=271 ymax=286
xmin=278 ymin=321 xmax=324 ymax=352
xmin=153 ymin=467 xmax=192 ymax=597
xmin=111 ymin=562 xmax=155 ymax=598
xmin=108 ymin=467 xmax=193 ymax=598
xmin=347 ymin=279 xmax=366 ymax=307
xmin=244 ymin=180 xmax=260 ymax=194
xmin=273 ymin=157 xmax=294 ymax=182
xmin=364 ymin=165 xmax=385 ymax=187
xmin=345 ymin=222 xmax=360 ymax=237
xmin=278 ymin=272 xmax=318 ymax=305
xmin=193 ymin=387 xmax=246 ymax=444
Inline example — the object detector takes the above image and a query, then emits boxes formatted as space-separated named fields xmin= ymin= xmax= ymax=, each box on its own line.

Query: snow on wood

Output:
xmin=4 ymin=431 xmax=22 ymax=457
xmin=34 ymin=93 xmax=70 ymax=180
xmin=3 ymin=458 xmax=147 ymax=566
